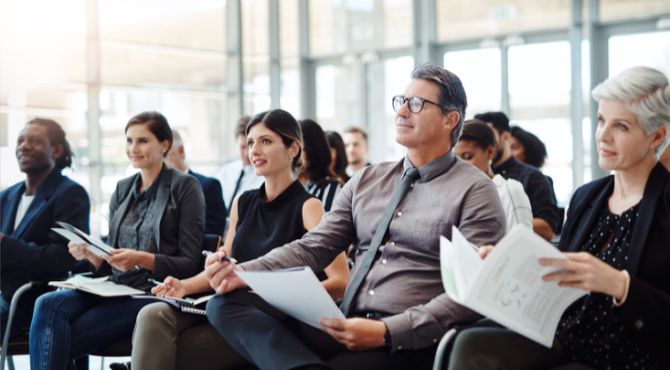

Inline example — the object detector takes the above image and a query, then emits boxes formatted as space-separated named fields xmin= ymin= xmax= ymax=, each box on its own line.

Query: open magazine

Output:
xmin=132 ymin=294 xmax=215 ymax=316
xmin=440 ymin=225 xmax=588 ymax=347
xmin=49 ymin=274 xmax=145 ymax=297
xmin=51 ymin=221 xmax=114 ymax=257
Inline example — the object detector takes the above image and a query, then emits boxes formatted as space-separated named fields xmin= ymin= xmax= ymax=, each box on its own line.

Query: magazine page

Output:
xmin=445 ymin=225 xmax=588 ymax=347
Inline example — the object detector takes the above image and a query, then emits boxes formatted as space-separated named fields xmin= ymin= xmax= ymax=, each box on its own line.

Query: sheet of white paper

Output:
xmin=236 ymin=267 xmax=345 ymax=328
xmin=49 ymin=277 xmax=144 ymax=297
xmin=450 ymin=226 xmax=485 ymax=298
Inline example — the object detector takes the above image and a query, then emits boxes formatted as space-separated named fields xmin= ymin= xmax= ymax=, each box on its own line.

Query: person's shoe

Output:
xmin=109 ymin=362 xmax=131 ymax=370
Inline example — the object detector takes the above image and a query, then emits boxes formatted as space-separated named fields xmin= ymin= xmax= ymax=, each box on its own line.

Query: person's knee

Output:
xmin=134 ymin=303 xmax=176 ymax=340
xmin=205 ymin=290 xmax=249 ymax=329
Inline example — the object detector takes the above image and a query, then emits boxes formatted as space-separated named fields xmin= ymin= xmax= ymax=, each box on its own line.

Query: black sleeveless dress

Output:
xmin=232 ymin=180 xmax=314 ymax=263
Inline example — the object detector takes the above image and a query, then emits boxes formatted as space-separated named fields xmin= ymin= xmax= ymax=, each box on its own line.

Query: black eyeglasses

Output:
xmin=392 ymin=95 xmax=442 ymax=114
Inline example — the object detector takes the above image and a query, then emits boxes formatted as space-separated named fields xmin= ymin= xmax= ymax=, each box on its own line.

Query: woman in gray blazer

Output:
xmin=29 ymin=111 xmax=205 ymax=370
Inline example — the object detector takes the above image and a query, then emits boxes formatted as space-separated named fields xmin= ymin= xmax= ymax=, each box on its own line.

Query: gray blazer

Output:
xmin=103 ymin=166 xmax=205 ymax=280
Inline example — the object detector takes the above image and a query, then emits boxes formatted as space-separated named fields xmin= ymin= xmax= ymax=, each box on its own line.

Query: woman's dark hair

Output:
xmin=125 ymin=111 xmax=173 ymax=157
xmin=510 ymin=126 xmax=547 ymax=168
xmin=246 ymin=109 xmax=303 ymax=170
xmin=460 ymin=119 xmax=496 ymax=151
xmin=299 ymin=119 xmax=341 ymax=184
xmin=27 ymin=117 xmax=74 ymax=170
xmin=325 ymin=130 xmax=349 ymax=183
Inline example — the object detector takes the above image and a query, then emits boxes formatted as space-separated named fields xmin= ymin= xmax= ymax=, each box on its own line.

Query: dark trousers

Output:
xmin=206 ymin=289 xmax=436 ymax=370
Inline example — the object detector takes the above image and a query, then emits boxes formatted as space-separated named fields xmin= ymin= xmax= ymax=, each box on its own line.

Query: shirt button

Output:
xmin=368 ymin=289 xmax=375 ymax=296
xmin=397 ymin=345 xmax=403 ymax=350
xmin=381 ymin=259 xmax=388 ymax=264
xmin=397 ymin=211 xmax=402 ymax=217
xmin=634 ymin=320 xmax=644 ymax=330
xmin=433 ymin=338 xmax=438 ymax=343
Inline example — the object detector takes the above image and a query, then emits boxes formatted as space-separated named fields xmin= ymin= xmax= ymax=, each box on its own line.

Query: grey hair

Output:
xmin=411 ymin=63 xmax=468 ymax=148
xmin=592 ymin=66 xmax=670 ymax=156
xmin=171 ymin=129 xmax=184 ymax=149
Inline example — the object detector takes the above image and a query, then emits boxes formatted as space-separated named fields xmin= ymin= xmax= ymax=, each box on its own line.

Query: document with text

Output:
xmin=236 ymin=267 xmax=345 ymax=329
xmin=49 ymin=274 xmax=145 ymax=297
xmin=441 ymin=225 xmax=588 ymax=347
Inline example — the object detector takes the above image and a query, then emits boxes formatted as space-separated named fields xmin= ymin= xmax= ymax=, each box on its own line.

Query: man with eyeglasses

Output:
xmin=202 ymin=64 xmax=506 ymax=370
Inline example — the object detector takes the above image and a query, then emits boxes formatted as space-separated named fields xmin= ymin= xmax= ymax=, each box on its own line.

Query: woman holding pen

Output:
xmin=29 ymin=111 xmax=205 ymax=370
xmin=130 ymin=109 xmax=349 ymax=370
xmin=448 ymin=67 xmax=670 ymax=369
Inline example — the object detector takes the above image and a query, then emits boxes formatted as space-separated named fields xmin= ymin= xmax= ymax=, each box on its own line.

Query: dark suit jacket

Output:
xmin=99 ymin=166 xmax=205 ymax=281
xmin=559 ymin=163 xmax=670 ymax=366
xmin=0 ymin=169 xmax=90 ymax=298
xmin=189 ymin=170 xmax=226 ymax=235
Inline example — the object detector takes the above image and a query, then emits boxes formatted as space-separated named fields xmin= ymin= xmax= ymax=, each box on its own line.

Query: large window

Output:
xmin=608 ymin=31 xmax=670 ymax=76
xmin=309 ymin=0 xmax=413 ymax=56
xmin=437 ymin=0 xmax=569 ymax=42
xmin=508 ymin=41 xmax=573 ymax=204
xmin=444 ymin=48 xmax=502 ymax=118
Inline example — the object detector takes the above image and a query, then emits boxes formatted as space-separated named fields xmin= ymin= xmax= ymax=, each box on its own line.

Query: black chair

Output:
xmin=1 ymin=234 xmax=223 ymax=370
xmin=431 ymin=319 xmax=501 ymax=370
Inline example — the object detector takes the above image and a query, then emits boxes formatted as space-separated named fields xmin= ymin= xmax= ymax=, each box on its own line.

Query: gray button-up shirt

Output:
xmin=241 ymin=152 xmax=506 ymax=351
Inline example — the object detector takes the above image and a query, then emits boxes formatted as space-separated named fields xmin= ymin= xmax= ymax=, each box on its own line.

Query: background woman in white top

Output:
xmin=454 ymin=119 xmax=533 ymax=232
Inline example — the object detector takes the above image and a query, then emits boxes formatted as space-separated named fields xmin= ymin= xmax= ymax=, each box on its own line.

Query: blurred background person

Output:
xmin=216 ymin=116 xmax=263 ymax=216
xmin=454 ymin=119 xmax=533 ymax=232
xmin=343 ymin=126 xmax=370 ymax=176
xmin=165 ymin=129 xmax=226 ymax=235
xmin=1 ymin=118 xmax=90 ymax=339
xmin=510 ymin=125 xmax=548 ymax=169
xmin=29 ymin=111 xmax=205 ymax=370
xmin=475 ymin=111 xmax=561 ymax=241
xmin=325 ymin=130 xmax=350 ymax=183
xmin=299 ymin=119 xmax=343 ymax=211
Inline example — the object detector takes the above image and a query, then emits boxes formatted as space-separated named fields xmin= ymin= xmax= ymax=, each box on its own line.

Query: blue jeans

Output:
xmin=29 ymin=289 xmax=151 ymax=370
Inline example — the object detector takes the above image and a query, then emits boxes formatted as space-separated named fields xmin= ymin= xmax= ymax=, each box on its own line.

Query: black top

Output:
xmin=558 ymin=203 xmax=651 ymax=369
xmin=493 ymin=156 xmax=561 ymax=233
xmin=232 ymin=180 xmax=314 ymax=263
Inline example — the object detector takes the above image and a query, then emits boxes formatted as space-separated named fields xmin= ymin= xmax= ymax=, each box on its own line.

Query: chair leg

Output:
xmin=1 ymin=282 xmax=35 ymax=370
xmin=6 ymin=357 xmax=14 ymax=370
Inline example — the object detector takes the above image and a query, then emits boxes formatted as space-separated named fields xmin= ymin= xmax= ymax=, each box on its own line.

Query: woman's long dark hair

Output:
xmin=300 ymin=119 xmax=341 ymax=185
xmin=324 ymin=130 xmax=349 ymax=183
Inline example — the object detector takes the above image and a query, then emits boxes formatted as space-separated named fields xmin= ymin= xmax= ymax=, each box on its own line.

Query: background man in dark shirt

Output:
xmin=165 ymin=129 xmax=226 ymax=236
xmin=474 ymin=111 xmax=561 ymax=240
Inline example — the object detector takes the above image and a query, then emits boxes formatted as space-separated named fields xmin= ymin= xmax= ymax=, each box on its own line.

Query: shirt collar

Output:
xmin=402 ymin=151 xmax=457 ymax=183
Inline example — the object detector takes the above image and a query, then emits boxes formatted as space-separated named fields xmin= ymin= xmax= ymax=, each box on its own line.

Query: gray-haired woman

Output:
xmin=448 ymin=66 xmax=670 ymax=370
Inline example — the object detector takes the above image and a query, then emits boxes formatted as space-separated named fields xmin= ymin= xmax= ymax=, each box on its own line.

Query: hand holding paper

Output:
xmin=440 ymin=225 xmax=588 ymax=347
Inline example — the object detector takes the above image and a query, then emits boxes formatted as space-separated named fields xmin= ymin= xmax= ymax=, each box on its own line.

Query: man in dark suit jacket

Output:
xmin=0 ymin=118 xmax=90 ymax=335
xmin=165 ymin=129 xmax=226 ymax=235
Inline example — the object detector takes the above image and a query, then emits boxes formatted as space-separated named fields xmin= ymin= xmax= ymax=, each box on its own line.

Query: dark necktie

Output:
xmin=228 ymin=168 xmax=245 ymax=216
xmin=340 ymin=167 xmax=421 ymax=317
